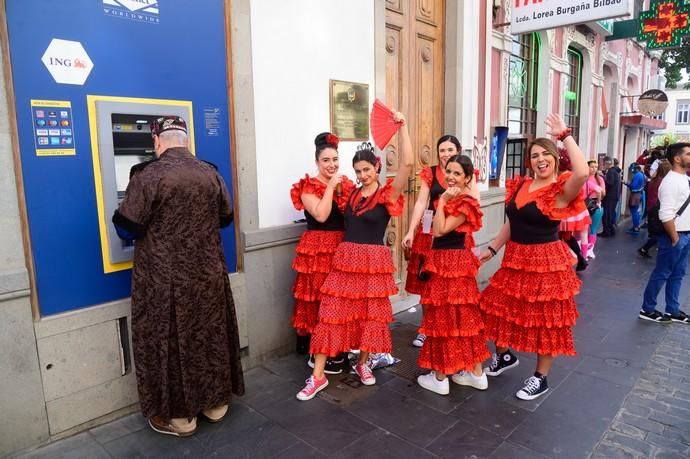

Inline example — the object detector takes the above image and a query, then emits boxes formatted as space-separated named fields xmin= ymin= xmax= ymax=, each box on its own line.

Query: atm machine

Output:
xmin=88 ymin=96 xmax=194 ymax=273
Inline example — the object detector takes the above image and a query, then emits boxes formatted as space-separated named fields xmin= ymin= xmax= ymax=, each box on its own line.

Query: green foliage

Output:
xmin=659 ymin=37 xmax=690 ymax=89
xmin=650 ymin=133 xmax=683 ymax=147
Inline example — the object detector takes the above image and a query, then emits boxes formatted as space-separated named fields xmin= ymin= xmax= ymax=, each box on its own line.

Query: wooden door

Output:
xmin=384 ymin=0 xmax=445 ymax=286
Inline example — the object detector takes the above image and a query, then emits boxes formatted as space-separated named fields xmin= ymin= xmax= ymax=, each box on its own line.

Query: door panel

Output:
xmin=385 ymin=0 xmax=444 ymax=286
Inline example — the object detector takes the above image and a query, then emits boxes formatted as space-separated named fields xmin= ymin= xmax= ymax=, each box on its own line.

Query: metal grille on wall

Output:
xmin=506 ymin=32 xmax=539 ymax=179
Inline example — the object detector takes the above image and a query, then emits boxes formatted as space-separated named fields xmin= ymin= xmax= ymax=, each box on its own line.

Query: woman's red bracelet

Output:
xmin=557 ymin=128 xmax=573 ymax=142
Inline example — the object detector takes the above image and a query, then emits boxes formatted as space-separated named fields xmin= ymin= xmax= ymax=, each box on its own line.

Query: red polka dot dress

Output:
xmin=310 ymin=179 xmax=404 ymax=356
xmin=290 ymin=175 xmax=354 ymax=336
xmin=417 ymin=195 xmax=490 ymax=374
xmin=480 ymin=172 xmax=585 ymax=356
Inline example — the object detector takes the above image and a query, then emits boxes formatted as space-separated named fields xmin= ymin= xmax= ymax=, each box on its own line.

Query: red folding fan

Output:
xmin=370 ymin=98 xmax=402 ymax=149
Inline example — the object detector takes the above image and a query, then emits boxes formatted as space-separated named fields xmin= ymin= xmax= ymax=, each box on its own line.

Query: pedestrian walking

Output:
xmin=600 ymin=156 xmax=621 ymax=237
xmin=415 ymin=154 xmax=490 ymax=395
xmin=557 ymin=148 xmax=590 ymax=271
xmin=639 ymin=143 xmax=690 ymax=324
xmin=638 ymin=159 xmax=671 ymax=258
xmin=583 ymin=160 xmax=605 ymax=259
xmin=297 ymin=112 xmax=413 ymax=401
xmin=290 ymin=132 xmax=355 ymax=374
xmin=401 ymin=135 xmax=459 ymax=348
xmin=112 ymin=116 xmax=244 ymax=436
xmin=625 ymin=164 xmax=645 ymax=234
xmin=478 ymin=113 xmax=588 ymax=401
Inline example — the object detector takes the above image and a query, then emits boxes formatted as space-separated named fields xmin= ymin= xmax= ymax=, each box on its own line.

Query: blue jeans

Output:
xmin=642 ymin=232 xmax=690 ymax=315
xmin=630 ymin=205 xmax=641 ymax=228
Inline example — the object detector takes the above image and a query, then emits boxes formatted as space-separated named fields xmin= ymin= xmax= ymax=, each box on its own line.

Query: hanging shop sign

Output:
xmin=30 ymin=100 xmax=75 ymax=156
xmin=638 ymin=89 xmax=669 ymax=116
xmin=511 ymin=0 xmax=631 ymax=35
xmin=638 ymin=1 xmax=690 ymax=49
xmin=41 ymin=39 xmax=93 ymax=86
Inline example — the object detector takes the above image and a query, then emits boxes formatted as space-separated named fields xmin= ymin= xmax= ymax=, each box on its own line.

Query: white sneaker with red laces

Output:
xmin=296 ymin=375 xmax=329 ymax=401
xmin=353 ymin=363 xmax=376 ymax=385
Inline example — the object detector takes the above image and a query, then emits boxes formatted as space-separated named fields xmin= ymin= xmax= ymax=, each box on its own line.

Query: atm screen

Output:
xmin=111 ymin=113 xmax=157 ymax=198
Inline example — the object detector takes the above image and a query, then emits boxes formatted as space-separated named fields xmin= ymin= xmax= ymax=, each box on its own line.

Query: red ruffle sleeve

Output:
xmin=444 ymin=195 xmax=483 ymax=233
xmin=505 ymin=175 xmax=526 ymax=204
xmin=378 ymin=178 xmax=405 ymax=217
xmin=536 ymin=171 xmax=587 ymax=220
xmin=290 ymin=174 xmax=327 ymax=211
xmin=420 ymin=167 xmax=433 ymax=188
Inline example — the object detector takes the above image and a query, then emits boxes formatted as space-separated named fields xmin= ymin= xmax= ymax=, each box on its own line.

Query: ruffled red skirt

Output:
xmin=291 ymin=230 xmax=344 ymax=336
xmin=480 ymin=240 xmax=580 ymax=356
xmin=417 ymin=248 xmax=490 ymax=374
xmin=310 ymin=242 xmax=398 ymax=357
xmin=404 ymin=226 xmax=432 ymax=295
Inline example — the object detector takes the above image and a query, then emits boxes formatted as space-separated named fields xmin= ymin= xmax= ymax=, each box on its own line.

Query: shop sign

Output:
xmin=511 ymin=0 xmax=631 ymax=35
xmin=102 ymin=0 xmax=160 ymax=24
xmin=41 ymin=39 xmax=93 ymax=86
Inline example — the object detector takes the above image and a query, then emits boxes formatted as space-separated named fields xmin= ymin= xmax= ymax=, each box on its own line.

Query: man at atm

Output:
xmin=112 ymin=116 xmax=244 ymax=437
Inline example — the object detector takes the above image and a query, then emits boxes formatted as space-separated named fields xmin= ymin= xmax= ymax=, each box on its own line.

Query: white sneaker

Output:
xmin=451 ymin=370 xmax=488 ymax=390
xmin=417 ymin=372 xmax=450 ymax=395
xmin=412 ymin=333 xmax=427 ymax=347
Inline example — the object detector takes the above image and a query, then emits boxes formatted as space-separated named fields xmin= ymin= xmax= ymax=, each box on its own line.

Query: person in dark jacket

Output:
xmin=600 ymin=156 xmax=621 ymax=237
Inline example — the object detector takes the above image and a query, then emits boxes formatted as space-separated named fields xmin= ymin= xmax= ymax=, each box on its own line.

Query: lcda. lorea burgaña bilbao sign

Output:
xmin=511 ymin=0 xmax=631 ymax=35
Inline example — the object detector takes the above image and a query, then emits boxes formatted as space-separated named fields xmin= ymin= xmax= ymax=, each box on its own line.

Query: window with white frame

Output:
xmin=677 ymin=102 xmax=690 ymax=124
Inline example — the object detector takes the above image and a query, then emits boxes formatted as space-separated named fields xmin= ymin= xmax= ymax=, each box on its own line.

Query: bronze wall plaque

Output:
xmin=330 ymin=79 xmax=369 ymax=141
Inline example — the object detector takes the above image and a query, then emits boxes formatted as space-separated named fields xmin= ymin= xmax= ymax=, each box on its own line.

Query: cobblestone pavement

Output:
xmin=9 ymin=230 xmax=690 ymax=459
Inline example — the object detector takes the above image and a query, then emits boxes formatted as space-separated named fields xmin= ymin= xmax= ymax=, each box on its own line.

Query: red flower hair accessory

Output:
xmin=326 ymin=133 xmax=339 ymax=148
xmin=474 ymin=169 xmax=480 ymax=179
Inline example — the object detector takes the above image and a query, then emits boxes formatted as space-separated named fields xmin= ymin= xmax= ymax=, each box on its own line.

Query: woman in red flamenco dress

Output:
xmin=478 ymin=113 xmax=589 ymax=401
xmin=415 ymin=154 xmax=491 ymax=395
xmin=297 ymin=112 xmax=413 ymax=401
xmin=557 ymin=147 xmax=591 ymax=271
xmin=290 ymin=132 xmax=354 ymax=374
xmin=402 ymin=135 xmax=461 ymax=348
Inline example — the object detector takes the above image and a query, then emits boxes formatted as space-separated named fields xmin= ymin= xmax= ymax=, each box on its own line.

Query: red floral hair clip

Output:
xmin=473 ymin=169 xmax=480 ymax=179
xmin=326 ymin=133 xmax=339 ymax=148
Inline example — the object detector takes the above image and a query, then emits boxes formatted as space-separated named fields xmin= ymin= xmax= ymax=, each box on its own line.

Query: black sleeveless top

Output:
xmin=343 ymin=187 xmax=391 ymax=245
xmin=506 ymin=181 xmax=560 ymax=245
xmin=428 ymin=165 xmax=446 ymax=211
xmin=432 ymin=231 xmax=466 ymax=250
xmin=305 ymin=206 xmax=345 ymax=231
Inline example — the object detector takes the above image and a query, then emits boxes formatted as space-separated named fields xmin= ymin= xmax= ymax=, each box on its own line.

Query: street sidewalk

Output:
xmin=10 ymin=231 xmax=690 ymax=459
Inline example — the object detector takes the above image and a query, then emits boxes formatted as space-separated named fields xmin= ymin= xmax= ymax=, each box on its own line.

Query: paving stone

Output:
xmin=487 ymin=441 xmax=551 ymax=459
xmin=344 ymin=387 xmax=458 ymax=448
xmin=602 ymin=432 xmax=654 ymax=457
xmin=13 ymin=432 xmax=110 ymax=459
xmin=653 ymin=451 xmax=688 ymax=459
xmin=271 ymin=441 xmax=326 ymax=458
xmin=331 ymin=428 xmax=435 ymax=459
xmin=621 ymin=403 xmax=652 ymax=418
xmin=237 ymin=367 xmax=301 ymax=411
xmin=672 ymin=390 xmax=690 ymax=402
xmin=626 ymin=394 xmax=670 ymax=412
xmin=611 ymin=421 xmax=646 ymax=440
xmin=660 ymin=426 xmax=690 ymax=446
xmin=210 ymin=422 xmax=301 ymax=458
xmin=645 ymin=432 xmax=690 ymax=454
xmin=617 ymin=412 xmax=665 ymax=434
xmin=574 ymin=355 xmax=642 ymax=387
xmin=648 ymin=411 xmax=690 ymax=431
xmin=382 ymin=373 xmax=471 ymax=415
xmin=452 ymin=393 xmax=529 ymax=438
xmin=426 ymin=421 xmax=503 ymax=459
xmin=102 ymin=428 xmax=209 ymax=458
xmin=89 ymin=412 xmax=147 ymax=444
xmin=259 ymin=396 xmax=374 ymax=454
xmin=592 ymin=441 xmax=643 ymax=459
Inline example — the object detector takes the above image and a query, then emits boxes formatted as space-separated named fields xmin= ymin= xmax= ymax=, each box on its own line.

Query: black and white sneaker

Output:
xmin=639 ymin=310 xmax=672 ymax=324
xmin=516 ymin=375 xmax=549 ymax=400
xmin=484 ymin=351 xmax=519 ymax=376
xmin=307 ymin=355 xmax=345 ymax=374
xmin=664 ymin=310 xmax=690 ymax=324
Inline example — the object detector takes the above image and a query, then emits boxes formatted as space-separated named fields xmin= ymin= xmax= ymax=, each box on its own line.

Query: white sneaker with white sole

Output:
xmin=451 ymin=370 xmax=488 ymax=390
xmin=417 ymin=372 xmax=450 ymax=395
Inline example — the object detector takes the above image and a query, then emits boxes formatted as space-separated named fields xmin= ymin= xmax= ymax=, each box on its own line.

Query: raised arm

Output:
xmin=545 ymin=114 xmax=588 ymax=206
xmin=433 ymin=187 xmax=465 ymax=237
xmin=301 ymin=174 xmax=342 ymax=223
xmin=388 ymin=112 xmax=414 ymax=202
